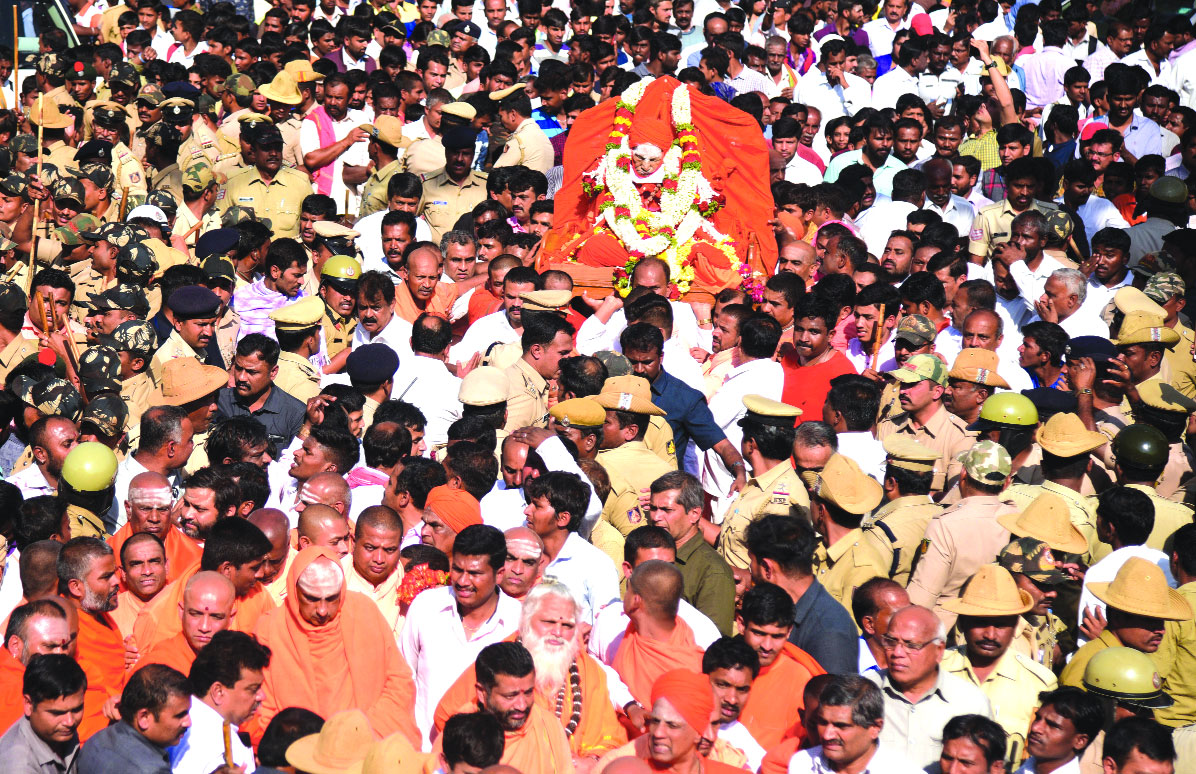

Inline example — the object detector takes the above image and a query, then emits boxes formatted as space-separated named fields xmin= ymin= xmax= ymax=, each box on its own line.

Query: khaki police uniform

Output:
xmin=217 ymin=165 xmax=314 ymax=239
xmin=41 ymin=140 xmax=79 ymax=170
xmin=502 ymin=357 xmax=551 ymax=431
xmin=717 ymin=459 xmax=809 ymax=570
xmin=813 ymin=529 xmax=890 ymax=612
xmin=1011 ymin=612 xmax=1068 ymax=672
xmin=0 ymin=332 xmax=40 ymax=382
xmin=149 ymin=329 xmax=203 ymax=386
xmin=400 ymin=138 xmax=446 ymax=179
xmin=877 ymin=405 xmax=972 ymax=492
xmin=179 ymin=120 xmax=242 ymax=179
xmin=941 ymin=647 xmax=1057 ymax=759
xmin=277 ymin=115 xmax=306 ymax=172
xmin=1158 ymin=441 xmax=1196 ymax=502
xmin=418 ymin=168 xmax=488 ymax=242
xmin=1005 ymin=481 xmax=1099 ymax=564
xmin=111 ymin=141 xmax=149 ymax=211
xmin=493 ymin=117 xmax=553 ymax=174
xmin=214 ymin=307 xmax=239 ymax=368
xmin=67 ymin=504 xmax=108 ymax=540
xmin=590 ymin=517 xmax=626 ymax=575
xmin=44 ymin=85 xmax=78 ymax=109
xmin=150 ymin=164 xmax=184 ymax=202
xmin=360 ymin=158 xmax=404 ymax=217
xmin=69 ymin=265 xmax=116 ymax=324
xmin=121 ymin=371 xmax=154 ymax=430
xmin=968 ymin=199 xmax=1060 ymax=261
xmin=1164 ymin=322 xmax=1196 ymax=399
xmin=862 ymin=494 xmax=944 ymax=587
xmin=597 ymin=441 xmax=676 ymax=535
xmin=321 ymin=308 xmax=357 ymax=361
xmin=275 ymin=350 xmax=321 ymax=403
xmin=644 ymin=415 xmax=678 ymax=468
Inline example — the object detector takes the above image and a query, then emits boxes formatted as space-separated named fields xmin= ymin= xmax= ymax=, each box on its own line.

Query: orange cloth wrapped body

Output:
xmin=611 ymin=618 xmax=704 ymax=707
xmin=110 ymin=590 xmax=147 ymax=639
xmin=0 ymin=648 xmax=25 ymax=732
xmin=432 ymin=633 xmax=627 ymax=758
xmin=430 ymin=702 xmax=573 ymax=774
xmin=594 ymin=734 xmax=749 ymax=774
xmin=760 ymin=737 xmax=803 ymax=774
xmin=393 ymin=280 xmax=457 ymax=324
xmin=253 ymin=547 xmax=420 ymax=747
xmin=131 ymin=561 xmax=275 ymax=652
xmin=739 ymin=642 xmax=825 ymax=750
xmin=108 ymin=523 xmax=203 ymax=587
xmin=542 ymin=76 xmax=776 ymax=296
xmin=132 ymin=631 xmax=197 ymax=676
xmin=77 ymin=610 xmax=126 ymax=741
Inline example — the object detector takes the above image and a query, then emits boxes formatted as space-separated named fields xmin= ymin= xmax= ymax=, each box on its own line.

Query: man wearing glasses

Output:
xmin=864 ymin=605 xmax=993 ymax=769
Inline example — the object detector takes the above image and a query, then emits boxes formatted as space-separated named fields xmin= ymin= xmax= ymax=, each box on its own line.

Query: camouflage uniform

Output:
xmin=100 ymin=320 xmax=159 ymax=430
xmin=999 ymin=537 xmax=1071 ymax=671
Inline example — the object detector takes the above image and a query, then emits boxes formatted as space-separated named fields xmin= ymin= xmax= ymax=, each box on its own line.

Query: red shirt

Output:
xmin=781 ymin=349 xmax=857 ymax=423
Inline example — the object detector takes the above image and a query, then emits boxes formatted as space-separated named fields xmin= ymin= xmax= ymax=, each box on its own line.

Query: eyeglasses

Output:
xmin=881 ymin=634 xmax=941 ymax=652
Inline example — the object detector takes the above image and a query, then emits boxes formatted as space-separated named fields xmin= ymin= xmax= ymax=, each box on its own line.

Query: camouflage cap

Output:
xmin=102 ymin=319 xmax=158 ymax=356
xmin=52 ymin=213 xmax=104 ymax=245
xmin=109 ymin=62 xmax=140 ymax=88
xmin=80 ymin=222 xmax=147 ymax=247
xmin=80 ymin=394 xmax=128 ymax=438
xmin=894 ymin=314 xmax=936 ymax=346
xmin=116 ymin=242 xmax=159 ymax=280
xmin=891 ymin=353 xmax=949 ymax=386
xmin=74 ymin=162 xmax=115 ymax=191
xmin=146 ymin=190 xmax=179 ymax=217
xmin=143 ymin=121 xmax=181 ymax=149
xmin=52 ymin=177 xmax=86 ymax=207
xmin=220 ymin=204 xmax=269 ymax=229
xmin=0 ymin=234 xmax=15 ymax=251
xmin=182 ymin=162 xmax=216 ymax=193
xmin=594 ymin=350 xmax=631 ymax=377
xmin=0 ymin=283 xmax=28 ymax=313
xmin=0 ymin=171 xmax=29 ymax=198
xmin=12 ymin=376 xmax=83 ymax=421
xmin=957 ymin=440 xmax=1012 ymax=484
xmin=38 ymin=52 xmax=68 ymax=78
xmin=137 ymin=83 xmax=165 ymax=106
xmin=999 ymin=537 xmax=1068 ymax=585
xmin=1144 ymin=272 xmax=1185 ymax=305
xmin=11 ymin=134 xmax=37 ymax=156
xmin=427 ymin=29 xmax=451 ymax=47
xmin=196 ymin=93 xmax=219 ymax=116
xmin=40 ymin=163 xmax=64 ymax=190
xmin=223 ymin=73 xmax=257 ymax=97
xmin=90 ymin=283 xmax=150 ymax=316
xmin=77 ymin=345 xmax=122 ymax=394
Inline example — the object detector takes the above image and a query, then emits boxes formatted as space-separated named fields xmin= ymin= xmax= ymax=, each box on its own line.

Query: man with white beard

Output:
xmin=433 ymin=582 xmax=628 ymax=771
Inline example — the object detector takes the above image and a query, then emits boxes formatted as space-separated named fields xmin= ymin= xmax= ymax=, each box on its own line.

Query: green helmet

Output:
xmin=1083 ymin=647 xmax=1173 ymax=709
xmin=1112 ymin=424 xmax=1169 ymax=470
xmin=967 ymin=393 xmax=1039 ymax=432
xmin=60 ymin=442 xmax=118 ymax=492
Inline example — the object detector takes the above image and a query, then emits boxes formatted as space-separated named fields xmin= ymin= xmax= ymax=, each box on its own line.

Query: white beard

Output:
xmin=523 ymin=629 xmax=580 ymax=697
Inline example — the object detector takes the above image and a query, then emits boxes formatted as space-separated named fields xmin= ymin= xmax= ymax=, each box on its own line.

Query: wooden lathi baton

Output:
xmin=223 ymin=721 xmax=234 ymax=766
xmin=27 ymin=93 xmax=44 ymax=295
xmin=870 ymin=303 xmax=887 ymax=372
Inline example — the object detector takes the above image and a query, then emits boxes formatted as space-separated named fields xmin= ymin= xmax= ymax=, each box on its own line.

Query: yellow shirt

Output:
xmin=877 ymin=405 xmax=972 ymax=491
xmin=813 ymin=529 xmax=889 ymax=613
xmin=861 ymin=494 xmax=944 ymax=587
xmin=597 ymin=442 xmax=676 ymax=536
xmin=217 ymin=165 xmax=314 ymax=239
xmin=716 ymin=459 xmax=809 ymax=570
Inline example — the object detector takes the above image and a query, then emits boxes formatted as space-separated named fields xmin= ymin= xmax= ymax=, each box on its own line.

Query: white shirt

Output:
xmin=401 ymin=119 xmax=433 ymax=142
xmin=145 ymin=27 xmax=174 ymax=60
xmin=7 ymin=463 xmax=54 ymax=501
xmin=299 ymin=107 xmax=370 ymax=214
xmin=1173 ymin=46 xmax=1196 ymax=109
xmin=356 ymin=209 xmax=433 ymax=274
xmin=856 ymin=200 xmax=918 ymax=259
xmin=543 ymin=532 xmax=621 ymax=624
xmin=1049 ymin=301 xmax=1112 ymax=340
xmin=1084 ymin=272 xmax=1133 ymax=321
xmin=1016 ymin=756 xmax=1083 ymax=774
xmin=871 ymin=67 xmax=921 ymax=111
xmin=479 ymin=486 xmax=529 ymax=532
xmin=352 ymin=315 xmax=413 ymax=360
xmin=972 ymin=17 xmax=1012 ymax=41
xmin=390 ymin=355 xmax=462 ymax=452
xmin=796 ymin=68 xmax=874 ymax=127
xmin=1060 ymin=194 xmax=1130 ymax=244
xmin=398 ymin=586 xmax=522 ymax=749
xmin=718 ymin=721 xmax=766 ymax=772
xmin=789 ymin=744 xmax=925 ymax=774
xmin=847 ymin=335 xmax=896 ymax=375
xmin=450 ymin=309 xmax=519 ymax=363
xmin=859 ymin=636 xmax=881 ymax=673
xmin=836 ymin=431 xmax=887 ymax=483
xmin=576 ymin=302 xmax=706 ymax=355
xmin=168 ymin=40 xmax=209 ymax=68
xmin=924 ymin=195 xmax=977 ymax=238
xmin=1008 ymin=254 xmax=1069 ymax=318
xmin=169 ymin=696 xmax=256 ymax=774
xmin=785 ymin=153 xmax=823 ymax=185
xmin=861 ymin=17 xmax=908 ymax=57
xmin=663 ymin=338 xmax=708 ymax=394
xmin=589 ymin=598 xmax=722 ymax=665
xmin=1122 ymin=48 xmax=1174 ymax=87
xmin=1077 ymin=545 xmax=1175 ymax=641
xmin=702 ymin=357 xmax=784 ymax=513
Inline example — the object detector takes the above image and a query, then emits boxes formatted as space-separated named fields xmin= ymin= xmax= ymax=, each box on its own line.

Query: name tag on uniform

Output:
xmin=430 ymin=200 xmax=448 ymax=206
xmin=237 ymin=196 xmax=254 ymax=203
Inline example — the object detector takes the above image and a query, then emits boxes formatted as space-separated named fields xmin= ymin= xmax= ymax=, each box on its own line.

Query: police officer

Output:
xmin=401 ymin=102 xmax=475 ymax=179
xmin=149 ymin=285 xmax=224 ymax=385
xmin=29 ymin=98 xmax=79 ymax=170
xmin=131 ymin=84 xmax=166 ymax=160
xmin=593 ymin=375 xmax=676 ymax=536
xmin=803 ymin=453 xmax=889 ymax=609
xmin=359 ymin=115 xmax=409 ymax=216
xmin=175 ymin=162 xmax=224 ymax=250
xmin=1143 ymin=273 xmax=1196 ymax=400
xmin=145 ymin=122 xmax=185 ymax=199
xmin=998 ymin=536 xmax=1071 ymax=671
xmin=198 ymin=251 xmax=242 ymax=368
xmin=100 ymin=319 xmax=158 ymax=430
xmin=0 ymin=283 xmax=38 ymax=380
xmin=716 ymin=395 xmax=808 ymax=578
xmin=418 ymin=125 xmax=487 ymax=242
xmin=1106 ymin=423 xmax=1195 ymax=552
xmin=80 ymin=394 xmax=130 ymax=457
xmin=218 ymin=124 xmax=314 ymax=239
xmin=319 ymin=255 xmax=361 ymax=367
xmin=862 ymin=435 xmax=944 ymax=586
xmin=269 ymin=296 xmax=325 ymax=403
xmin=216 ymin=73 xmax=259 ymax=143
xmin=59 ymin=443 xmax=119 ymax=539
xmin=877 ymin=354 xmax=972 ymax=492
xmin=1132 ymin=381 xmax=1196 ymax=502
xmin=87 ymin=285 xmax=150 ymax=343
xmin=965 ymin=392 xmax=1040 ymax=488
xmin=490 ymin=83 xmax=553 ymax=174
xmin=969 ymin=157 xmax=1060 ymax=263
xmin=308 ymin=220 xmax=360 ymax=295
xmin=37 ymin=54 xmax=77 ymax=109
xmin=178 ymin=88 xmax=242 ymax=179
xmin=257 ymin=72 xmax=307 ymax=172
xmin=89 ymin=104 xmax=149 ymax=211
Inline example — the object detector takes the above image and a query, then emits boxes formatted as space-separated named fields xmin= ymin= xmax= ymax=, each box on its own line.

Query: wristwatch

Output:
xmin=984 ymin=61 xmax=998 ymax=70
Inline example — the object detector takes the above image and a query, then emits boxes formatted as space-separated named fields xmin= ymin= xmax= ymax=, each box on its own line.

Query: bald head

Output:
xmin=504 ymin=526 xmax=543 ymax=558
xmin=355 ymin=505 xmax=403 ymax=539
xmin=299 ymin=472 xmax=352 ymax=515
xmin=297 ymin=556 xmax=344 ymax=596
xmin=297 ymin=504 xmax=352 ymax=558
xmin=128 ymin=471 xmax=171 ymax=504
xmin=181 ymin=571 xmax=236 ymax=652
xmin=248 ymin=508 xmax=290 ymax=547
xmin=628 ymin=559 xmax=684 ymax=622
xmin=602 ymin=758 xmax=653 ymax=774
xmin=20 ymin=540 xmax=64 ymax=600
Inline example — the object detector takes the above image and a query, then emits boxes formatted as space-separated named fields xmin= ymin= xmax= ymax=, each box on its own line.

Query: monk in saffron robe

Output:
xmin=59 ymin=537 xmax=126 ymax=741
xmin=432 ymin=582 xmax=626 ymax=762
xmin=0 ymin=599 xmax=75 ymax=731
xmin=132 ymin=571 xmax=235 ymax=674
xmin=248 ymin=508 xmax=294 ymax=606
xmin=110 ymin=533 xmax=169 ymax=638
xmin=737 ymin=583 xmax=825 ymax=750
xmin=341 ymin=506 xmax=406 ymax=637
xmin=253 ymin=546 xmax=420 ymax=746
xmin=611 ymin=560 xmax=703 ymax=706
xmin=432 ymin=641 xmax=573 ymax=774
xmin=107 ymin=472 xmax=201 ymax=587
xmin=393 ymin=245 xmax=458 ymax=323
xmin=132 ymin=517 xmax=275 ymax=652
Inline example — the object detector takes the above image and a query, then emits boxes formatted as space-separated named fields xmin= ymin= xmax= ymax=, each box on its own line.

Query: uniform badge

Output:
xmin=969 ymin=227 xmax=983 ymax=241
xmin=628 ymin=507 xmax=642 ymax=525
xmin=666 ymin=440 xmax=675 ymax=455
xmin=129 ymin=173 xmax=141 ymax=183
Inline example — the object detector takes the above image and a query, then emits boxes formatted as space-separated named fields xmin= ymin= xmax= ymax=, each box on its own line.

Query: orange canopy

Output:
xmin=740 ymin=642 xmax=825 ymax=750
xmin=253 ymin=546 xmax=420 ymax=747
xmin=611 ymin=617 xmax=703 ymax=708
xmin=77 ymin=609 xmax=126 ymax=741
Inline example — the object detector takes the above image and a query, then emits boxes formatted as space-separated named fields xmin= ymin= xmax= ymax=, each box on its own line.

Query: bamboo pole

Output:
xmin=27 ymin=92 xmax=43 ymax=295
xmin=870 ymin=303 xmax=887 ymax=372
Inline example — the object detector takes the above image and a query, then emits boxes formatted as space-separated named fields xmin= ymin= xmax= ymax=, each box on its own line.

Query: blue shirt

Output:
xmin=531 ymin=108 xmax=566 ymax=139
xmin=76 ymin=721 xmax=172 ymax=774
xmin=790 ymin=578 xmax=859 ymax=674
xmin=649 ymin=369 xmax=726 ymax=463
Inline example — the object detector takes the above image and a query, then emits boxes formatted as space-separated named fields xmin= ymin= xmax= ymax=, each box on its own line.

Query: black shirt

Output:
xmin=214 ymin=384 xmax=306 ymax=451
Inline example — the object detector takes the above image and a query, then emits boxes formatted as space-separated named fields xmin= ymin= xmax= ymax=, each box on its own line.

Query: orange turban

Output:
xmin=426 ymin=485 xmax=482 ymax=534
xmin=628 ymin=116 xmax=674 ymax=151
xmin=651 ymin=670 xmax=714 ymax=735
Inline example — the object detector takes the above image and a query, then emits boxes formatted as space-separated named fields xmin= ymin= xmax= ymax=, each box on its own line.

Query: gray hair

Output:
xmin=520 ymin=581 xmax=580 ymax=631
xmin=819 ymin=675 xmax=886 ymax=727
xmin=649 ymin=471 xmax=704 ymax=512
xmin=795 ymin=421 xmax=838 ymax=451
xmin=440 ymin=230 xmax=478 ymax=255
xmin=1051 ymin=268 xmax=1087 ymax=304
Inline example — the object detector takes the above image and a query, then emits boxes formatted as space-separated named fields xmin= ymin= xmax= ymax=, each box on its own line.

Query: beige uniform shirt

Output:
xmin=1005 ymin=480 xmax=1099 ymax=564
xmin=179 ymin=120 xmax=242 ymax=179
xmin=597 ymin=442 xmax=676 ymax=536
xmin=502 ymin=357 xmax=550 ymax=431
xmin=644 ymin=415 xmax=678 ymax=468
xmin=111 ymin=141 xmax=149 ymax=211
xmin=41 ymin=140 xmax=78 ymax=170
xmin=321 ymin=308 xmax=357 ymax=361
xmin=418 ymin=168 xmax=488 ymax=243
xmin=121 ymin=371 xmax=155 ymax=430
xmin=359 ymin=158 xmax=404 ymax=217
xmin=150 ymin=164 xmax=184 ymax=202
xmin=877 ymin=405 xmax=973 ymax=491
xmin=968 ymin=199 xmax=1060 ymax=261
xmin=275 ymin=350 xmax=321 ymax=404
xmin=861 ymin=494 xmax=944 ymax=587
xmin=1165 ymin=323 xmax=1196 ymax=400
xmin=813 ymin=529 xmax=890 ymax=612
xmin=906 ymin=495 xmax=1019 ymax=630
xmin=217 ymin=165 xmax=314 ymax=239
xmin=0 ymin=332 xmax=40 ymax=382
xmin=399 ymin=138 xmax=446 ymax=179
xmin=493 ymin=118 xmax=553 ymax=174
xmin=717 ymin=459 xmax=809 ymax=570
xmin=277 ymin=116 xmax=307 ymax=172
xmin=149 ymin=329 xmax=201 ymax=385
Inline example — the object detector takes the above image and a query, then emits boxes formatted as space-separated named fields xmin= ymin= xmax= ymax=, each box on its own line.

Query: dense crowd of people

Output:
xmin=1 ymin=0 xmax=1196 ymax=772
